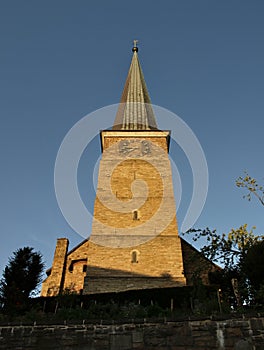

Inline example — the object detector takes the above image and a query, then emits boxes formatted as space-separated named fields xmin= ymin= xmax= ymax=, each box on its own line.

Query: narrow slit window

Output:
xmin=131 ymin=251 xmax=138 ymax=263
xmin=133 ymin=210 xmax=139 ymax=220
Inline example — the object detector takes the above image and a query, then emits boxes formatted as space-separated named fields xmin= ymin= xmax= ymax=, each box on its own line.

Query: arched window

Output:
xmin=131 ymin=250 xmax=138 ymax=263
xmin=68 ymin=258 xmax=87 ymax=273
xmin=133 ymin=210 xmax=140 ymax=220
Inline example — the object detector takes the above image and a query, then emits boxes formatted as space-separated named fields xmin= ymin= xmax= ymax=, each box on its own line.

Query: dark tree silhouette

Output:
xmin=186 ymin=226 xmax=264 ymax=306
xmin=0 ymin=247 xmax=44 ymax=313
xmin=241 ymin=240 xmax=264 ymax=291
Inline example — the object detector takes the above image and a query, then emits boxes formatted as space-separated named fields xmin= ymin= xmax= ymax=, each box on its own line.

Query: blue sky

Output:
xmin=1 ymin=1 xmax=263 ymax=277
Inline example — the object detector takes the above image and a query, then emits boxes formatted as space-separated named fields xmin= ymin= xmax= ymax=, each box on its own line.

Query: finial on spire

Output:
xmin=132 ymin=39 xmax=138 ymax=52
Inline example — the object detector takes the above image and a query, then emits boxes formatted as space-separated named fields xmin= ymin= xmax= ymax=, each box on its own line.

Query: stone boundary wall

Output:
xmin=0 ymin=317 xmax=264 ymax=349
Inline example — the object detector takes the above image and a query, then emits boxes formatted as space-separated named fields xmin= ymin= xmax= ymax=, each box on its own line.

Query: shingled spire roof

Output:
xmin=113 ymin=41 xmax=158 ymax=130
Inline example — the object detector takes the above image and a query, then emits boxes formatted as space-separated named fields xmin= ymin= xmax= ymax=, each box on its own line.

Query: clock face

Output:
xmin=119 ymin=139 xmax=151 ymax=157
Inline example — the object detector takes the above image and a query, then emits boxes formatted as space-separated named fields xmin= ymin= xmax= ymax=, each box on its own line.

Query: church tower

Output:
xmin=41 ymin=42 xmax=220 ymax=297
xmin=83 ymin=42 xmax=186 ymax=293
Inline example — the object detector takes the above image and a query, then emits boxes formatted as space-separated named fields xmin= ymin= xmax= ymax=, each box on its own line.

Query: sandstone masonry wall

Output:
xmin=0 ymin=317 xmax=264 ymax=349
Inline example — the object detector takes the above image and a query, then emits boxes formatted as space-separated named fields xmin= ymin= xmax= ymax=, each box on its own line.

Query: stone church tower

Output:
xmin=41 ymin=44 xmax=217 ymax=297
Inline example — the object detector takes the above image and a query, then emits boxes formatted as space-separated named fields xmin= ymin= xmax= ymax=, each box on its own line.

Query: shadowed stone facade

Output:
xmin=41 ymin=235 xmax=218 ymax=296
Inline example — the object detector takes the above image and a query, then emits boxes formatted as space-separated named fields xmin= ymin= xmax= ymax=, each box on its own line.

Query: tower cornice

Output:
xmin=100 ymin=130 xmax=171 ymax=153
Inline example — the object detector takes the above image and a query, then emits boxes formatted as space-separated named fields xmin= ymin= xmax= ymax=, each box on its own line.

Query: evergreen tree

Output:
xmin=0 ymin=247 xmax=44 ymax=313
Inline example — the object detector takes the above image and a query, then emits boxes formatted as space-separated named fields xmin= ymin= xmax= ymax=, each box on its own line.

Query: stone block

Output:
xmin=110 ymin=333 xmax=132 ymax=350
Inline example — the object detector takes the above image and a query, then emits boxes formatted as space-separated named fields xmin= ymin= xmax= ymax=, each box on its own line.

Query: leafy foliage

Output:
xmin=186 ymin=224 xmax=263 ymax=267
xmin=236 ymin=172 xmax=264 ymax=206
xmin=186 ymin=225 xmax=264 ymax=307
xmin=0 ymin=247 xmax=44 ymax=314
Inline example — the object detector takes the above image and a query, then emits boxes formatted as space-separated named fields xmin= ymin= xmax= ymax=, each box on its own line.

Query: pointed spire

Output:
xmin=113 ymin=42 xmax=158 ymax=130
